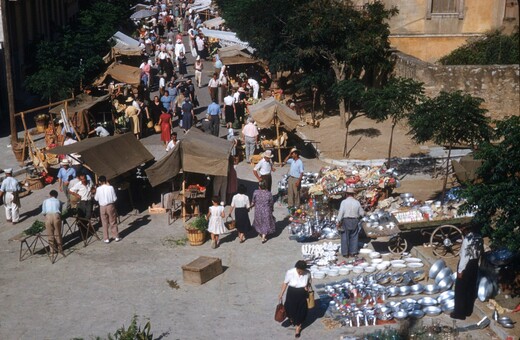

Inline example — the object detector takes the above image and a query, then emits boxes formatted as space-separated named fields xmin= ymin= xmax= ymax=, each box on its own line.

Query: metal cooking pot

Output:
xmin=435 ymin=267 xmax=453 ymax=284
xmin=423 ymin=284 xmax=440 ymax=295
xmin=393 ymin=310 xmax=408 ymax=320
xmin=418 ymin=297 xmax=438 ymax=307
xmin=408 ymin=310 xmax=425 ymax=319
xmin=478 ymin=276 xmax=494 ymax=301
xmin=429 ymin=259 xmax=446 ymax=279
xmin=441 ymin=299 xmax=455 ymax=314
xmin=410 ymin=283 xmax=424 ymax=295
xmin=399 ymin=286 xmax=411 ymax=296
xmin=423 ymin=306 xmax=442 ymax=316
xmin=437 ymin=275 xmax=454 ymax=291
xmin=387 ymin=286 xmax=399 ymax=297
xmin=437 ymin=290 xmax=455 ymax=303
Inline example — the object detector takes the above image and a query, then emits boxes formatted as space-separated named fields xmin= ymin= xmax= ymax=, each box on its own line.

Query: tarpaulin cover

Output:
xmin=48 ymin=133 xmax=154 ymax=180
xmin=203 ymin=17 xmax=225 ymax=28
xmin=248 ymin=97 xmax=300 ymax=131
xmin=145 ymin=128 xmax=233 ymax=187
xmin=49 ymin=94 xmax=110 ymax=114
xmin=93 ymin=63 xmax=141 ymax=87
xmin=218 ymin=45 xmax=258 ymax=65
xmin=111 ymin=31 xmax=142 ymax=57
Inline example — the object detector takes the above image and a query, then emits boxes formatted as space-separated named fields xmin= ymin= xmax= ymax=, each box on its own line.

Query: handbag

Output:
xmin=154 ymin=123 xmax=162 ymax=133
xmin=274 ymin=302 xmax=286 ymax=322
xmin=307 ymin=289 xmax=315 ymax=309
xmin=225 ymin=216 xmax=236 ymax=230
xmin=146 ymin=120 xmax=154 ymax=129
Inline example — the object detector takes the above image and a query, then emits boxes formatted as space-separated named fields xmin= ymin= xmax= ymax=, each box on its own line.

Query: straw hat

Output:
xmin=263 ymin=150 xmax=274 ymax=158
xmin=125 ymin=97 xmax=134 ymax=103
xmin=346 ymin=187 xmax=356 ymax=194
xmin=3 ymin=168 xmax=12 ymax=174
xmin=60 ymin=159 xmax=70 ymax=166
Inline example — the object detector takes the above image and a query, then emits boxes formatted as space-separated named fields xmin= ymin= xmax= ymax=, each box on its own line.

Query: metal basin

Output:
xmin=424 ymin=284 xmax=440 ymax=295
xmin=423 ymin=306 xmax=442 ymax=316
xmin=435 ymin=267 xmax=453 ymax=284
xmin=478 ymin=276 xmax=494 ymax=301
xmin=387 ymin=286 xmax=399 ymax=297
xmin=393 ymin=310 xmax=408 ymax=320
xmin=418 ymin=297 xmax=438 ymax=307
xmin=498 ymin=316 xmax=514 ymax=324
xmin=408 ymin=310 xmax=425 ymax=319
xmin=437 ymin=290 xmax=455 ymax=303
xmin=412 ymin=270 xmax=426 ymax=282
xmin=410 ymin=283 xmax=424 ymax=295
xmin=437 ymin=276 xmax=454 ymax=291
xmin=441 ymin=299 xmax=455 ymax=314
xmin=399 ymin=286 xmax=411 ymax=296
xmin=429 ymin=259 xmax=446 ymax=279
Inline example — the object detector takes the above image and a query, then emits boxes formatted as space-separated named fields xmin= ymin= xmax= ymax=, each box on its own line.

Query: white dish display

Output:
xmin=407 ymin=262 xmax=424 ymax=268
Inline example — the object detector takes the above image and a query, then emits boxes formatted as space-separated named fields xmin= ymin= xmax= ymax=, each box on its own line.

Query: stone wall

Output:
xmin=393 ymin=52 xmax=520 ymax=120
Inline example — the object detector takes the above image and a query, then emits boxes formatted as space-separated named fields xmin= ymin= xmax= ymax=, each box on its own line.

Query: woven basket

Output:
xmin=154 ymin=124 xmax=162 ymax=133
xmin=26 ymin=176 xmax=44 ymax=190
xmin=225 ymin=216 xmax=236 ymax=230
xmin=185 ymin=227 xmax=206 ymax=246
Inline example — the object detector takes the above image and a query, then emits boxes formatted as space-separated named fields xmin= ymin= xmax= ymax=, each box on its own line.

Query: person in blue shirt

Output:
xmin=56 ymin=159 xmax=76 ymax=208
xmin=42 ymin=190 xmax=64 ymax=255
xmin=160 ymin=91 xmax=172 ymax=112
xmin=207 ymin=100 xmax=221 ymax=137
xmin=283 ymin=149 xmax=304 ymax=209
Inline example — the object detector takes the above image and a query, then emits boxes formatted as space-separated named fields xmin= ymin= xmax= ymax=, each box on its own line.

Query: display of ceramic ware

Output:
xmin=376 ymin=263 xmax=388 ymax=271
xmin=339 ymin=267 xmax=350 ymax=275
xmin=392 ymin=263 xmax=407 ymax=269
xmin=313 ymin=271 xmax=326 ymax=279
xmin=391 ymin=259 xmax=406 ymax=265
xmin=371 ymin=258 xmax=383 ymax=264
xmin=353 ymin=266 xmax=364 ymax=274
xmin=404 ymin=257 xmax=422 ymax=263
xmin=364 ymin=266 xmax=376 ymax=273
xmin=360 ymin=248 xmax=372 ymax=254
xmin=407 ymin=262 xmax=424 ymax=268
xmin=369 ymin=251 xmax=381 ymax=259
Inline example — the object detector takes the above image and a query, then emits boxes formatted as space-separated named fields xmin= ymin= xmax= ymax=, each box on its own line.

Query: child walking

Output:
xmin=207 ymin=196 xmax=227 ymax=248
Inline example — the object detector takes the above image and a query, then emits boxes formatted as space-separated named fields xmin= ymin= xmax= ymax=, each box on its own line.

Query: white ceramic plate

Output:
xmin=360 ymin=248 xmax=373 ymax=254
xmin=390 ymin=260 xmax=406 ymax=265
xmin=358 ymin=262 xmax=370 ymax=268
xmin=353 ymin=266 xmax=364 ymax=274
xmin=407 ymin=262 xmax=424 ymax=268
xmin=405 ymin=257 xmax=422 ymax=263
xmin=371 ymin=258 xmax=383 ymax=264
xmin=365 ymin=266 xmax=376 ymax=273
xmin=391 ymin=263 xmax=407 ymax=269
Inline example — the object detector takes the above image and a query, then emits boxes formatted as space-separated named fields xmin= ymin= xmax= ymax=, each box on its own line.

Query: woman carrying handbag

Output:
xmin=278 ymin=260 xmax=312 ymax=338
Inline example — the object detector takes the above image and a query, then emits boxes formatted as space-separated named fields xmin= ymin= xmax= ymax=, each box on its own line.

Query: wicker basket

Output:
xmin=26 ymin=176 xmax=44 ymax=190
xmin=154 ymin=124 xmax=162 ymax=133
xmin=185 ymin=227 xmax=206 ymax=246
xmin=225 ymin=216 xmax=236 ymax=230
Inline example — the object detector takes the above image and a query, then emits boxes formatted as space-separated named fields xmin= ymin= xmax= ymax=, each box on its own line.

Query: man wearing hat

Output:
xmin=0 ymin=168 xmax=21 ymax=224
xmin=283 ymin=149 xmax=304 ymax=209
xmin=208 ymin=73 xmax=220 ymax=104
xmin=336 ymin=187 xmax=365 ymax=257
xmin=57 ymin=159 xmax=76 ymax=208
xmin=253 ymin=150 xmax=276 ymax=192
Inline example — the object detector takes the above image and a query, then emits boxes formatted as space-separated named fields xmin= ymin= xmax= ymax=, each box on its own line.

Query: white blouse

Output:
xmin=284 ymin=268 xmax=310 ymax=288
xmin=231 ymin=194 xmax=250 ymax=209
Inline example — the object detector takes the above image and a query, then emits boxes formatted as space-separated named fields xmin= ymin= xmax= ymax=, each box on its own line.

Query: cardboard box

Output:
xmin=182 ymin=256 xmax=223 ymax=285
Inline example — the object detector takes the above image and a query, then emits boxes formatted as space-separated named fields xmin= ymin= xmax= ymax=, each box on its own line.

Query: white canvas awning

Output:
xmin=110 ymin=31 xmax=142 ymax=57
xmin=203 ymin=17 xmax=225 ymax=29
xmin=200 ymin=28 xmax=255 ymax=53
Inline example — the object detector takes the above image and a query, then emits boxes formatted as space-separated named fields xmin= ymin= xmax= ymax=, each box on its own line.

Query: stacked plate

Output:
xmin=312 ymin=271 xmax=326 ymax=279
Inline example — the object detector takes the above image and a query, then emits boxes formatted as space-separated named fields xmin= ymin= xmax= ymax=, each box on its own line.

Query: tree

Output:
xmin=408 ymin=91 xmax=492 ymax=200
xmin=364 ymin=77 xmax=425 ymax=167
xmin=461 ymin=116 xmax=520 ymax=252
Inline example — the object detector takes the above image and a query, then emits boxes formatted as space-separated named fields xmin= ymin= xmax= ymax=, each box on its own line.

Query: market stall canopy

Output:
xmin=200 ymin=28 xmax=254 ymax=53
xmin=190 ymin=0 xmax=212 ymax=12
xmin=49 ymin=93 xmax=110 ymax=114
xmin=110 ymin=31 xmax=142 ymax=57
xmin=145 ymin=128 xmax=233 ymax=187
xmin=93 ymin=62 xmax=141 ymax=87
xmin=203 ymin=16 xmax=225 ymax=28
xmin=48 ymin=133 xmax=154 ymax=180
xmin=248 ymin=97 xmax=300 ymax=131
xmin=130 ymin=9 xmax=156 ymax=20
xmin=218 ymin=45 xmax=258 ymax=65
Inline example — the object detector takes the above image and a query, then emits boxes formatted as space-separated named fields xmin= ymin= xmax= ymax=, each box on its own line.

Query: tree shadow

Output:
xmin=349 ymin=128 xmax=381 ymax=138
xmin=119 ymin=215 xmax=152 ymax=239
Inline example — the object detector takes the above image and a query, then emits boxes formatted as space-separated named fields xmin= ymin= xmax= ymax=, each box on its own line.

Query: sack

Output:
xmin=225 ymin=216 xmax=236 ymax=230
xmin=307 ymin=290 xmax=315 ymax=309
xmin=274 ymin=303 xmax=286 ymax=322
xmin=154 ymin=123 xmax=162 ymax=133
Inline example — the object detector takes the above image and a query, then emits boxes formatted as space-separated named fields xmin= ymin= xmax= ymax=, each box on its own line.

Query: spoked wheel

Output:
xmin=388 ymin=234 xmax=408 ymax=254
xmin=430 ymin=224 xmax=463 ymax=258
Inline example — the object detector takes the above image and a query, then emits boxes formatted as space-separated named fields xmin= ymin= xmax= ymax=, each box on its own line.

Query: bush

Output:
xmin=438 ymin=29 xmax=519 ymax=65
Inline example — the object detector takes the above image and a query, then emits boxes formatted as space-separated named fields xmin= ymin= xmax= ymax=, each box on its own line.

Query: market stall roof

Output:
xmin=49 ymin=93 xmax=110 ymax=114
xmin=130 ymin=9 xmax=156 ymax=20
xmin=200 ymin=28 xmax=254 ymax=53
xmin=248 ymin=97 xmax=301 ymax=131
xmin=203 ymin=16 xmax=225 ymax=28
xmin=92 ymin=62 xmax=141 ymax=87
xmin=146 ymin=128 xmax=233 ymax=187
xmin=110 ymin=31 xmax=142 ymax=57
xmin=48 ymin=133 xmax=154 ymax=180
xmin=190 ymin=0 xmax=212 ymax=12
xmin=218 ymin=45 xmax=258 ymax=65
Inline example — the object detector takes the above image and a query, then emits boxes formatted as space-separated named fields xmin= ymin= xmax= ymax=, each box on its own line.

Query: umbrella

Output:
xmin=130 ymin=9 xmax=156 ymax=20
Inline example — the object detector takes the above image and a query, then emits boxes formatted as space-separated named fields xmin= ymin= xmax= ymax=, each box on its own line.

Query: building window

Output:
xmin=427 ymin=0 xmax=464 ymax=19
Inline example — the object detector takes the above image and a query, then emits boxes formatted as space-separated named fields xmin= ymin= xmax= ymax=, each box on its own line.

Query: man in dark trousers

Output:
xmin=451 ymin=224 xmax=483 ymax=320
xmin=336 ymin=187 xmax=365 ymax=257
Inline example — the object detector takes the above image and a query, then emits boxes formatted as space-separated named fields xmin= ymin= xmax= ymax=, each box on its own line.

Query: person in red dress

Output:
xmin=159 ymin=109 xmax=172 ymax=146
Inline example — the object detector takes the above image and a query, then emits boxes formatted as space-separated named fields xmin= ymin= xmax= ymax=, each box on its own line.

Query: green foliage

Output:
xmin=186 ymin=216 xmax=208 ymax=231
xmin=461 ymin=116 xmax=520 ymax=252
xmin=102 ymin=315 xmax=153 ymax=340
xmin=439 ymin=29 xmax=519 ymax=65
xmin=24 ymin=220 xmax=45 ymax=236
xmin=408 ymin=91 xmax=491 ymax=147
xmin=25 ymin=0 xmax=134 ymax=101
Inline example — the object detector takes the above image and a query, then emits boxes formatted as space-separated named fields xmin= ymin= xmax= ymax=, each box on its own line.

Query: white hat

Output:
xmin=263 ymin=150 xmax=274 ymax=158
xmin=60 ymin=159 xmax=70 ymax=165
xmin=3 ymin=168 xmax=12 ymax=174
xmin=58 ymin=119 xmax=63 ymax=124
xmin=346 ymin=187 xmax=356 ymax=194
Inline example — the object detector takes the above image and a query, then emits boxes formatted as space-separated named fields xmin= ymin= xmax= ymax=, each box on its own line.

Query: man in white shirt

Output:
xmin=0 ymin=168 xmax=21 ymax=224
xmin=63 ymin=132 xmax=81 ymax=169
xmin=165 ymin=132 xmax=178 ymax=152
xmin=94 ymin=176 xmax=120 ymax=243
xmin=69 ymin=173 xmax=94 ymax=223
xmin=88 ymin=124 xmax=110 ymax=137
xmin=208 ymin=73 xmax=219 ymax=103
xmin=247 ymin=78 xmax=260 ymax=99
xmin=253 ymin=150 xmax=276 ymax=192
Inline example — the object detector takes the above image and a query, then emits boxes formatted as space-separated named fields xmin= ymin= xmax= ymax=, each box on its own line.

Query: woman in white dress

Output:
xmin=207 ymin=196 xmax=227 ymax=248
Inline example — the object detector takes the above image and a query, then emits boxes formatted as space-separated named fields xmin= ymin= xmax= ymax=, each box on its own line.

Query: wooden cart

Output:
xmin=363 ymin=216 xmax=473 ymax=258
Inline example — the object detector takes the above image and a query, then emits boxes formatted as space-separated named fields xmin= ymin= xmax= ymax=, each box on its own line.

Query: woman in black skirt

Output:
xmin=228 ymin=184 xmax=251 ymax=243
xmin=278 ymin=260 xmax=311 ymax=338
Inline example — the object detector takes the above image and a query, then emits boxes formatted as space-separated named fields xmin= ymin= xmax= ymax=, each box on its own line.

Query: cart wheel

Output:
xmin=388 ymin=235 xmax=408 ymax=254
xmin=430 ymin=224 xmax=463 ymax=258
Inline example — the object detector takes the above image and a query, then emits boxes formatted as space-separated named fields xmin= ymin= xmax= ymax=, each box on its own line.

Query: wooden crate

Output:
xmin=182 ymin=256 xmax=223 ymax=285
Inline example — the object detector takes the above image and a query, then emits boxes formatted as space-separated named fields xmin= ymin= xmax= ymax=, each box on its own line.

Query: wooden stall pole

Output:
xmin=274 ymin=110 xmax=282 ymax=166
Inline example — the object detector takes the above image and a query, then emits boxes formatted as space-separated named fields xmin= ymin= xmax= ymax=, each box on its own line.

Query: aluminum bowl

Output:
xmin=393 ymin=310 xmax=408 ymax=320
xmin=500 ymin=322 xmax=515 ymax=329
xmin=441 ymin=299 xmax=455 ymax=314
xmin=424 ymin=284 xmax=440 ymax=295
xmin=412 ymin=270 xmax=426 ymax=282
xmin=408 ymin=310 xmax=425 ymax=319
xmin=437 ymin=275 xmax=454 ymax=291
xmin=399 ymin=286 xmax=411 ymax=296
xmin=418 ymin=296 xmax=438 ymax=307
xmin=437 ymin=290 xmax=455 ymax=303
xmin=423 ymin=306 xmax=442 ymax=316
xmin=498 ymin=316 xmax=514 ymax=324
xmin=410 ymin=283 xmax=425 ymax=295
xmin=478 ymin=276 xmax=494 ymax=302
xmin=435 ymin=267 xmax=453 ymax=284
xmin=387 ymin=286 xmax=399 ymax=297
xmin=386 ymin=301 xmax=401 ymax=310
xmin=429 ymin=259 xmax=446 ymax=279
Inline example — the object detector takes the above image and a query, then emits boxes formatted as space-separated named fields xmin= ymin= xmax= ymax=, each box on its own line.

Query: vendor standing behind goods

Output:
xmin=241 ymin=118 xmax=259 ymax=163
xmin=42 ymin=190 xmax=63 ymax=255
xmin=336 ymin=187 xmax=365 ymax=257
xmin=283 ymin=149 xmax=304 ymax=210
xmin=451 ymin=224 xmax=483 ymax=320
xmin=0 ymin=168 xmax=21 ymax=224
xmin=57 ymin=159 xmax=76 ymax=208
xmin=253 ymin=150 xmax=276 ymax=192
xmin=69 ymin=173 xmax=94 ymax=225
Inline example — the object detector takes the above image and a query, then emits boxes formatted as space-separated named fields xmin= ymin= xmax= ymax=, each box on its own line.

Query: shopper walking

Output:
xmin=253 ymin=150 xmax=276 ymax=192
xmin=242 ymin=118 xmax=259 ymax=163
xmin=207 ymin=196 xmax=227 ymax=249
xmin=228 ymin=184 xmax=251 ymax=243
xmin=251 ymin=181 xmax=275 ymax=243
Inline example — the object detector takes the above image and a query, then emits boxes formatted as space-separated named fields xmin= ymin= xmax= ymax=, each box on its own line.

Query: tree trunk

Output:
xmin=441 ymin=143 xmax=452 ymax=202
xmin=343 ymin=101 xmax=351 ymax=157
xmin=387 ymin=122 xmax=396 ymax=168
xmin=332 ymin=63 xmax=346 ymax=126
